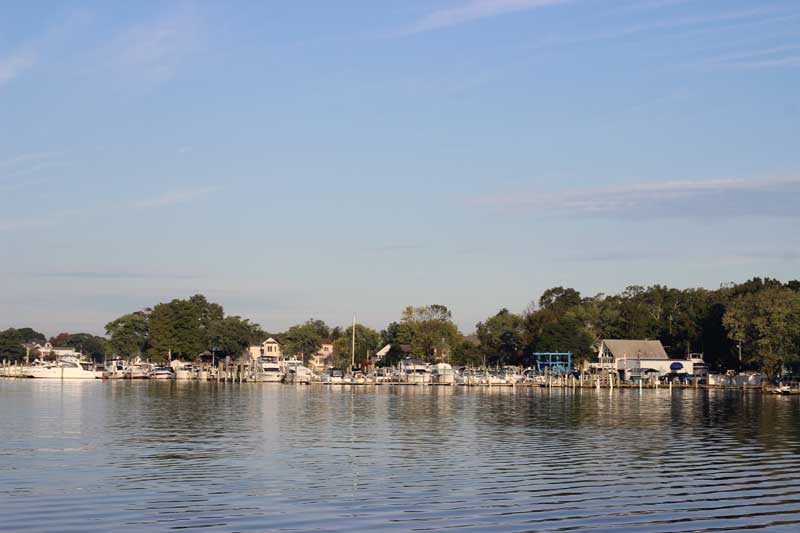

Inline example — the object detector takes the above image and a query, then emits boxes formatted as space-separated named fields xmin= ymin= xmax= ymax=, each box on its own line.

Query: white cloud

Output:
xmin=406 ymin=0 xmax=572 ymax=34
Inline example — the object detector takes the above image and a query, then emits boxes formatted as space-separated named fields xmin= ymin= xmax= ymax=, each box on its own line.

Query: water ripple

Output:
xmin=1 ymin=382 xmax=799 ymax=531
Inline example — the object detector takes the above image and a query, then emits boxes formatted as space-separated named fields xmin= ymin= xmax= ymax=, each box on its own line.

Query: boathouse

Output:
xmin=597 ymin=339 xmax=706 ymax=380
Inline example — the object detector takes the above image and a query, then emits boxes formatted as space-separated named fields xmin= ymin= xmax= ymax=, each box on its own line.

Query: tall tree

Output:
xmin=105 ymin=312 xmax=149 ymax=359
xmin=208 ymin=316 xmax=263 ymax=360
xmin=148 ymin=295 xmax=224 ymax=359
xmin=332 ymin=324 xmax=381 ymax=369
xmin=15 ymin=328 xmax=46 ymax=344
xmin=723 ymin=286 xmax=800 ymax=375
xmin=0 ymin=329 xmax=26 ymax=361
xmin=281 ymin=321 xmax=324 ymax=365
xmin=534 ymin=317 xmax=595 ymax=363
xmin=49 ymin=332 xmax=71 ymax=346
xmin=476 ymin=308 xmax=524 ymax=365
xmin=397 ymin=305 xmax=461 ymax=361
xmin=65 ymin=333 xmax=108 ymax=362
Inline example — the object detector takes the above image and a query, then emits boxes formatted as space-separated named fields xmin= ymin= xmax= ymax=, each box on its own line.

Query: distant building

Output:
xmin=374 ymin=344 xmax=391 ymax=364
xmin=309 ymin=340 xmax=335 ymax=373
xmin=26 ymin=342 xmax=79 ymax=359
xmin=247 ymin=337 xmax=282 ymax=360
xmin=596 ymin=339 xmax=707 ymax=380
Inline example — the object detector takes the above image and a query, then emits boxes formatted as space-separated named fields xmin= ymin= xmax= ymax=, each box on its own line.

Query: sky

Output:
xmin=1 ymin=0 xmax=799 ymax=337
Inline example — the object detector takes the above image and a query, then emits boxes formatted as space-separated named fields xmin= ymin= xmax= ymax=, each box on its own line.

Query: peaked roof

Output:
xmin=602 ymin=339 xmax=668 ymax=360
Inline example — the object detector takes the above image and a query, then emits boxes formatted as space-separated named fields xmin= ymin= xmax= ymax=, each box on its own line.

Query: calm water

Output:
xmin=1 ymin=382 xmax=800 ymax=532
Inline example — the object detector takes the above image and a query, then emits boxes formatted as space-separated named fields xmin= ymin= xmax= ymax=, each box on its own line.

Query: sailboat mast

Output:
xmin=351 ymin=314 xmax=356 ymax=371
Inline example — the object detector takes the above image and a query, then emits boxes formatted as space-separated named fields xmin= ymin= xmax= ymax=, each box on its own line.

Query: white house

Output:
xmin=597 ymin=339 xmax=707 ymax=380
xmin=28 ymin=342 xmax=79 ymax=359
xmin=309 ymin=340 xmax=334 ymax=373
xmin=247 ymin=337 xmax=282 ymax=360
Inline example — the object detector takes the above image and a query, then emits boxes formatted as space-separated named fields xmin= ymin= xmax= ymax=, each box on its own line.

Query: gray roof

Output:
xmin=602 ymin=339 xmax=668 ymax=360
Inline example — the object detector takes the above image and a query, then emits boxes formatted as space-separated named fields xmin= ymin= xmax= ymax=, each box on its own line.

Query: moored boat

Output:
xmin=431 ymin=363 xmax=455 ymax=385
xmin=253 ymin=356 xmax=284 ymax=382
xmin=26 ymin=357 xmax=97 ymax=379
xmin=153 ymin=366 xmax=176 ymax=380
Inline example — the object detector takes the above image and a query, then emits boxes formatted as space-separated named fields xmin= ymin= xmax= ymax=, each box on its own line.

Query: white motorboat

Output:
xmin=399 ymin=358 xmax=430 ymax=384
xmin=253 ymin=356 xmax=284 ymax=382
xmin=127 ymin=362 xmax=153 ymax=379
xmin=370 ymin=368 xmax=391 ymax=384
xmin=321 ymin=368 xmax=345 ymax=384
xmin=103 ymin=358 xmax=128 ymax=379
xmin=284 ymin=358 xmax=313 ymax=384
xmin=153 ymin=366 xmax=176 ymax=380
xmin=27 ymin=358 xmax=97 ymax=379
xmin=499 ymin=366 xmax=524 ymax=384
xmin=431 ymin=363 xmax=455 ymax=385
xmin=456 ymin=368 xmax=481 ymax=386
xmin=172 ymin=362 xmax=196 ymax=380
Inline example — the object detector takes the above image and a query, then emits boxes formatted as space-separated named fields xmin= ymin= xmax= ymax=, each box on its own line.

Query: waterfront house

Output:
xmin=248 ymin=337 xmax=283 ymax=360
xmin=309 ymin=340 xmax=335 ymax=373
xmin=26 ymin=342 xmax=79 ymax=359
xmin=374 ymin=344 xmax=391 ymax=364
xmin=597 ymin=339 xmax=707 ymax=380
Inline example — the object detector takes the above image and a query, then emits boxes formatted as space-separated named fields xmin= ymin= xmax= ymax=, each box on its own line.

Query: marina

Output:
xmin=0 ymin=356 xmax=788 ymax=393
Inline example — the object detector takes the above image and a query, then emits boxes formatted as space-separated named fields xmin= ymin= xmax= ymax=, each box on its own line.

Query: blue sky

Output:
xmin=1 ymin=0 xmax=799 ymax=337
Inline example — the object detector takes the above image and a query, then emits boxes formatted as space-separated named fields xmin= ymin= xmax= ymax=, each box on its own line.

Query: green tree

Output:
xmin=65 ymin=333 xmax=108 ymax=362
xmin=105 ymin=312 xmax=149 ymax=358
xmin=16 ymin=327 xmax=46 ymax=344
xmin=0 ymin=329 xmax=26 ymax=361
xmin=148 ymin=294 xmax=224 ymax=360
xmin=282 ymin=321 xmax=324 ymax=365
xmin=397 ymin=305 xmax=462 ymax=361
xmin=534 ymin=317 xmax=595 ymax=363
xmin=723 ymin=286 xmax=800 ymax=375
xmin=538 ymin=287 xmax=582 ymax=314
xmin=208 ymin=316 xmax=262 ymax=360
xmin=332 ymin=324 xmax=381 ymax=369
xmin=476 ymin=308 xmax=524 ymax=365
xmin=450 ymin=336 xmax=483 ymax=367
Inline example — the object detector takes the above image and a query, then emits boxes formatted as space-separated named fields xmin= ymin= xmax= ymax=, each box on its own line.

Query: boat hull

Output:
xmin=27 ymin=367 xmax=97 ymax=379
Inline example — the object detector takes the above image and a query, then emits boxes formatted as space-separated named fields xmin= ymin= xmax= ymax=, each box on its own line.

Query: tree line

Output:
xmin=2 ymin=278 xmax=799 ymax=375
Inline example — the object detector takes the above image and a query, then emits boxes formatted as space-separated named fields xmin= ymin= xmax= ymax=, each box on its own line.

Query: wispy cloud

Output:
xmin=106 ymin=4 xmax=203 ymax=83
xmin=0 ymin=151 xmax=64 ymax=168
xmin=405 ymin=0 xmax=573 ymax=34
xmin=133 ymin=186 xmax=217 ymax=209
xmin=0 ymin=208 xmax=84 ymax=232
xmin=0 ymin=11 xmax=91 ymax=89
xmin=471 ymin=177 xmax=800 ymax=219
xmin=0 ymin=184 xmax=217 ymax=232
xmin=717 ymin=55 xmax=800 ymax=69
xmin=624 ymin=0 xmax=697 ymax=11
xmin=26 ymin=271 xmax=202 ymax=281
xmin=0 ymin=49 xmax=37 ymax=87
xmin=700 ymin=44 xmax=800 ymax=69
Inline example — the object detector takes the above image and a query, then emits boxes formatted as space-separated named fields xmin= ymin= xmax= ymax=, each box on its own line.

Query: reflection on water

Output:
xmin=1 ymin=381 xmax=800 ymax=531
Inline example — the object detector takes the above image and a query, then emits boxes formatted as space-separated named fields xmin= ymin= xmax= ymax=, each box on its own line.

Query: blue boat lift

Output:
xmin=533 ymin=352 xmax=573 ymax=375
